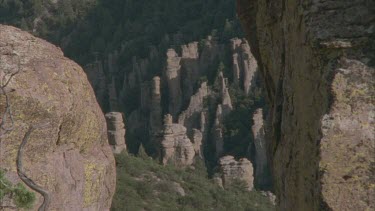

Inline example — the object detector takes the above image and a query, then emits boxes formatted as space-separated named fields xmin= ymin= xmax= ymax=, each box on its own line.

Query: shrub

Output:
xmin=0 ymin=169 xmax=36 ymax=209
xmin=111 ymin=153 xmax=275 ymax=211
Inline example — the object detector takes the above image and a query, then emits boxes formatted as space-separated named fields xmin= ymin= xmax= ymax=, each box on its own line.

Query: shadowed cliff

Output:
xmin=237 ymin=0 xmax=375 ymax=210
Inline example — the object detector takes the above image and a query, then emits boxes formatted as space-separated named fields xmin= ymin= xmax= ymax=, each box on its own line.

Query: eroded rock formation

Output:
xmin=192 ymin=129 xmax=203 ymax=158
xmin=149 ymin=76 xmax=162 ymax=136
xmin=237 ymin=0 xmax=375 ymax=210
xmin=217 ymin=156 xmax=254 ymax=190
xmin=105 ymin=112 xmax=126 ymax=154
xmin=178 ymin=82 xmax=210 ymax=136
xmin=251 ymin=108 xmax=270 ymax=188
xmin=158 ymin=114 xmax=195 ymax=167
xmin=211 ymin=72 xmax=233 ymax=157
xmin=165 ymin=49 xmax=182 ymax=119
xmin=0 ymin=25 xmax=116 ymax=210
xmin=212 ymin=105 xmax=225 ymax=157
xmin=230 ymin=38 xmax=258 ymax=94
xmin=181 ymin=42 xmax=200 ymax=103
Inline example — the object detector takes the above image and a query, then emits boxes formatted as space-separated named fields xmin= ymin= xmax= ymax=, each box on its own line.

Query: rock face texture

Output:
xmin=150 ymin=76 xmax=163 ymax=136
xmin=158 ymin=114 xmax=195 ymax=167
xmin=181 ymin=42 xmax=200 ymax=102
xmin=191 ymin=129 xmax=203 ymax=158
xmin=237 ymin=1 xmax=375 ymax=210
xmin=230 ymin=38 xmax=258 ymax=94
xmin=105 ymin=112 xmax=126 ymax=154
xmin=218 ymin=156 xmax=254 ymax=190
xmin=251 ymin=108 xmax=270 ymax=188
xmin=212 ymin=72 xmax=233 ymax=157
xmin=178 ymin=82 xmax=210 ymax=136
xmin=165 ymin=49 xmax=182 ymax=119
xmin=0 ymin=25 xmax=116 ymax=210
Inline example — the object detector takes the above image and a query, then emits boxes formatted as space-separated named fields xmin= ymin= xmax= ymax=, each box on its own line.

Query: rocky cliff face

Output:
xmin=0 ymin=25 xmax=116 ymax=210
xmin=251 ymin=108 xmax=271 ymax=188
xmin=237 ymin=0 xmax=374 ymax=210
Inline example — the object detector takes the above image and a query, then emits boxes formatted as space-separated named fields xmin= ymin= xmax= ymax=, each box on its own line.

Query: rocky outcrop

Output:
xmin=230 ymin=38 xmax=258 ymax=94
xmin=0 ymin=25 xmax=116 ymax=210
xmin=165 ymin=49 xmax=182 ymax=119
xmin=251 ymin=108 xmax=270 ymax=188
xmin=178 ymin=82 xmax=210 ymax=136
xmin=212 ymin=105 xmax=225 ymax=157
xmin=192 ymin=129 xmax=203 ymax=158
xmin=158 ymin=114 xmax=195 ymax=167
xmin=237 ymin=0 xmax=375 ymax=210
xmin=216 ymin=72 xmax=233 ymax=114
xmin=105 ymin=112 xmax=126 ymax=154
xmin=218 ymin=156 xmax=254 ymax=190
xmin=181 ymin=42 xmax=200 ymax=103
xmin=212 ymin=72 xmax=233 ymax=157
xmin=149 ymin=76 xmax=162 ymax=135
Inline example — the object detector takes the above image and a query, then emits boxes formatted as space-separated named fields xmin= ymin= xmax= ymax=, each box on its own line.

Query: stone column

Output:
xmin=165 ymin=49 xmax=182 ymax=119
xmin=105 ymin=112 xmax=126 ymax=154
xmin=150 ymin=76 xmax=162 ymax=134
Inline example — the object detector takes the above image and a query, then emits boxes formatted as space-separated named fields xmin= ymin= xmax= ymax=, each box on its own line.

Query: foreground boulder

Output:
xmin=0 ymin=25 xmax=116 ymax=210
xmin=237 ymin=1 xmax=374 ymax=210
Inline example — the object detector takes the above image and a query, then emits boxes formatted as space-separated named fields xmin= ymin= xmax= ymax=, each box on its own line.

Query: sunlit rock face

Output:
xmin=0 ymin=25 xmax=116 ymax=211
xmin=218 ymin=155 xmax=254 ymax=191
xmin=105 ymin=112 xmax=126 ymax=154
xmin=158 ymin=114 xmax=195 ymax=167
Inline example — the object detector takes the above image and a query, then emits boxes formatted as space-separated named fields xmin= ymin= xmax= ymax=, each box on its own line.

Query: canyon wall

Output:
xmin=0 ymin=25 xmax=116 ymax=210
xmin=237 ymin=0 xmax=374 ymax=210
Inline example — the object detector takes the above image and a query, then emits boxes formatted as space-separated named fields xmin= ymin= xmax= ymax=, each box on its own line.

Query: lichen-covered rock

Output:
xmin=0 ymin=25 xmax=116 ymax=210
xmin=105 ymin=112 xmax=126 ymax=154
xmin=237 ymin=0 xmax=375 ymax=210
xmin=218 ymin=156 xmax=254 ymax=190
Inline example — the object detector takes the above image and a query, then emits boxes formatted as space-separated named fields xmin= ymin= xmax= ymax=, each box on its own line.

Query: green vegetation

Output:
xmin=111 ymin=153 xmax=275 ymax=211
xmin=0 ymin=169 xmax=36 ymax=209
xmin=222 ymin=77 xmax=266 ymax=157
